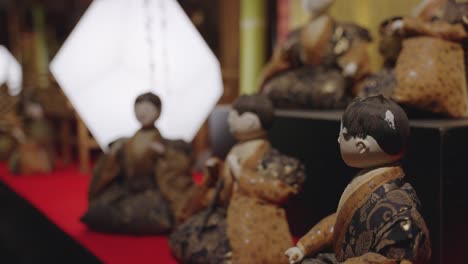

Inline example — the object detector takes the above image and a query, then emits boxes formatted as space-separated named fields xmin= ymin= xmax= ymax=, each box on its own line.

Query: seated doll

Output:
xmin=260 ymin=0 xmax=371 ymax=109
xmin=359 ymin=0 xmax=468 ymax=118
xmin=82 ymin=92 xmax=194 ymax=235
xmin=0 ymin=86 xmax=18 ymax=160
xmin=285 ymin=96 xmax=431 ymax=264
xmin=169 ymin=95 xmax=306 ymax=264
xmin=8 ymin=97 xmax=55 ymax=174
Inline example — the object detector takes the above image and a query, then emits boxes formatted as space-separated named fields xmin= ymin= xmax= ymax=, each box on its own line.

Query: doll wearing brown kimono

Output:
xmin=8 ymin=98 xmax=55 ymax=174
xmin=286 ymin=96 xmax=431 ymax=264
xmin=169 ymin=95 xmax=305 ymax=264
xmin=82 ymin=92 xmax=179 ymax=235
xmin=359 ymin=0 xmax=468 ymax=117
xmin=260 ymin=0 xmax=371 ymax=109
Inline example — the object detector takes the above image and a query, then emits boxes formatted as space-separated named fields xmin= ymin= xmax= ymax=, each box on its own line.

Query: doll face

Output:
xmin=338 ymin=122 xmax=401 ymax=169
xmin=134 ymin=101 xmax=160 ymax=127
xmin=301 ymin=0 xmax=335 ymax=15
xmin=25 ymin=103 xmax=44 ymax=119
xmin=228 ymin=110 xmax=262 ymax=138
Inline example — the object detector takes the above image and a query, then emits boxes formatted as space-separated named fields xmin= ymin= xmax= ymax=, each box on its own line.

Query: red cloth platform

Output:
xmin=0 ymin=162 xmax=177 ymax=264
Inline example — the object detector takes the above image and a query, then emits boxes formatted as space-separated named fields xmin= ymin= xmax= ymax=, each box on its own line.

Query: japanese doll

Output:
xmin=285 ymin=96 xmax=431 ymax=264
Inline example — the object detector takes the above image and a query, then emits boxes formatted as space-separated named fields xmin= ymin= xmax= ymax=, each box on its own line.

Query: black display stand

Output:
xmin=209 ymin=107 xmax=468 ymax=264
xmin=0 ymin=182 xmax=101 ymax=264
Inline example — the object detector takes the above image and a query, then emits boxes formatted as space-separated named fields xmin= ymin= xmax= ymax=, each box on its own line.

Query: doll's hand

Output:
xmin=205 ymin=157 xmax=220 ymax=168
xmin=149 ymin=141 xmax=166 ymax=154
xmin=285 ymin=246 xmax=304 ymax=264
xmin=227 ymin=154 xmax=241 ymax=180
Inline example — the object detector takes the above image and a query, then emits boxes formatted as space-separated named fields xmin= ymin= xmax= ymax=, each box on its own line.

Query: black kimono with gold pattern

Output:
xmin=301 ymin=166 xmax=431 ymax=264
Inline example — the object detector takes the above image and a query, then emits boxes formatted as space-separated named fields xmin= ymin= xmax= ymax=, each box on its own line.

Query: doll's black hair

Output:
xmin=232 ymin=95 xmax=275 ymax=129
xmin=342 ymin=95 xmax=410 ymax=155
xmin=135 ymin=92 xmax=162 ymax=111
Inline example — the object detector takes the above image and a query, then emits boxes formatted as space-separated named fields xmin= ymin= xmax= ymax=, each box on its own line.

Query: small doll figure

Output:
xmin=360 ymin=0 xmax=468 ymax=117
xmin=169 ymin=95 xmax=305 ymax=264
xmin=259 ymin=0 xmax=371 ymax=109
xmin=0 ymin=86 xmax=18 ymax=160
xmin=285 ymin=96 xmax=431 ymax=264
xmin=82 ymin=92 xmax=194 ymax=235
xmin=8 ymin=97 xmax=55 ymax=174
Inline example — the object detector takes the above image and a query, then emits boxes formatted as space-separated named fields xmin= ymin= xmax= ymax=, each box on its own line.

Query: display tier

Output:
xmin=209 ymin=106 xmax=468 ymax=264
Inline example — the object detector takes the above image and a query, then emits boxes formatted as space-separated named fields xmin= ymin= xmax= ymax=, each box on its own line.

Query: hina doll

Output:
xmin=360 ymin=0 xmax=468 ymax=117
xmin=260 ymin=0 xmax=371 ymax=109
xmin=8 ymin=97 xmax=55 ymax=174
xmin=169 ymin=95 xmax=306 ymax=264
xmin=285 ymin=96 xmax=431 ymax=264
xmin=82 ymin=92 xmax=194 ymax=235
xmin=0 ymin=86 xmax=17 ymax=160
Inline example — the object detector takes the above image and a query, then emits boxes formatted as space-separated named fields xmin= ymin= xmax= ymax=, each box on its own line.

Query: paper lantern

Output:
xmin=50 ymin=0 xmax=223 ymax=150
xmin=0 ymin=45 xmax=22 ymax=96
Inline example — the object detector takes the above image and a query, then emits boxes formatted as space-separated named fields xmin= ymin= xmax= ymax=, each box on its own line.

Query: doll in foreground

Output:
xmin=285 ymin=96 xmax=431 ymax=264
xmin=82 ymin=92 xmax=195 ymax=234
xmin=169 ymin=95 xmax=306 ymax=264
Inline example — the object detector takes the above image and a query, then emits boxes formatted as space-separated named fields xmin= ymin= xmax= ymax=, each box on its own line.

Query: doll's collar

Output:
xmin=140 ymin=125 xmax=157 ymax=131
xmin=356 ymin=161 xmax=402 ymax=177
xmin=234 ymin=129 xmax=267 ymax=142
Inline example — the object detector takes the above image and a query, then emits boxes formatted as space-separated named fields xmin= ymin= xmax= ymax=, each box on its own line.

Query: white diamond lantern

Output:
xmin=0 ymin=45 xmax=22 ymax=96
xmin=50 ymin=0 xmax=223 ymax=151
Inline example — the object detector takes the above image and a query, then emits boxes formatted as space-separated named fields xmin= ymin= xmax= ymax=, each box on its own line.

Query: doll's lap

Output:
xmin=262 ymin=67 xmax=348 ymax=109
xmin=83 ymin=187 xmax=172 ymax=234
xmin=169 ymin=207 xmax=231 ymax=264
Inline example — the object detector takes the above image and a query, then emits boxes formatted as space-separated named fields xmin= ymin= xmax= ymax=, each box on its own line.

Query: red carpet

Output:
xmin=0 ymin=162 xmax=177 ymax=264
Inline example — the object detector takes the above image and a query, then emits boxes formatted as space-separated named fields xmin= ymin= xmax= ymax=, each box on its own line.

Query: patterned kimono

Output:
xmin=260 ymin=16 xmax=371 ymax=109
xmin=300 ymin=166 xmax=431 ymax=264
xmin=169 ymin=138 xmax=305 ymax=264
xmin=82 ymin=126 xmax=173 ymax=235
xmin=227 ymin=139 xmax=299 ymax=264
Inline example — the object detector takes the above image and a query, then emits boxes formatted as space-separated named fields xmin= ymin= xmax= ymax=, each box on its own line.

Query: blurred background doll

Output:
xmin=8 ymin=94 xmax=55 ymax=175
xmin=259 ymin=0 xmax=371 ymax=109
xmin=357 ymin=0 xmax=468 ymax=118
xmin=82 ymin=92 xmax=195 ymax=235
xmin=285 ymin=96 xmax=431 ymax=264
xmin=169 ymin=95 xmax=305 ymax=264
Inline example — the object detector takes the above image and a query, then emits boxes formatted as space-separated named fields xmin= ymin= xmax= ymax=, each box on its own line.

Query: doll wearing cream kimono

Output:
xmin=286 ymin=96 xmax=431 ymax=264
